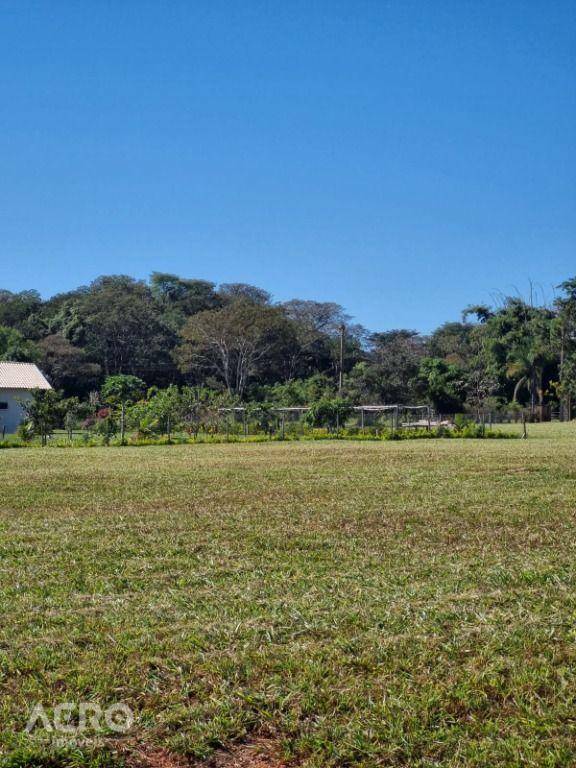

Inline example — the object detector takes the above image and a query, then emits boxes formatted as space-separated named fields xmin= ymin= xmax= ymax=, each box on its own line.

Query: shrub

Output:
xmin=305 ymin=398 xmax=354 ymax=430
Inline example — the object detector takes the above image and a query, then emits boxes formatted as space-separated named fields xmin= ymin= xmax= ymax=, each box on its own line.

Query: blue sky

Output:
xmin=0 ymin=0 xmax=575 ymax=332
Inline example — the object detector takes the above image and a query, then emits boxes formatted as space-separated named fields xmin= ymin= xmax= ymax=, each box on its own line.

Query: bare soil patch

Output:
xmin=194 ymin=739 xmax=288 ymax=768
xmin=124 ymin=739 xmax=287 ymax=768
xmin=125 ymin=746 xmax=190 ymax=768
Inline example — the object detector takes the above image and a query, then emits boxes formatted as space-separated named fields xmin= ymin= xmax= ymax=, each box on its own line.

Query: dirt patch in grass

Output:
xmin=125 ymin=746 xmax=191 ymax=768
xmin=125 ymin=739 xmax=287 ymax=768
xmin=195 ymin=739 xmax=288 ymax=768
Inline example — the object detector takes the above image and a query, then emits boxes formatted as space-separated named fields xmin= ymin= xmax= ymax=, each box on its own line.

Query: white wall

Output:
xmin=0 ymin=389 xmax=33 ymax=435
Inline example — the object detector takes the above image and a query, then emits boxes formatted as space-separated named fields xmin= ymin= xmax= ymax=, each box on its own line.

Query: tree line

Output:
xmin=2 ymin=272 xmax=576 ymax=418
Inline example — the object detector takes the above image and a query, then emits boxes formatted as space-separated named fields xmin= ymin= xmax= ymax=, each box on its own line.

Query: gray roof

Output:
xmin=0 ymin=362 xmax=52 ymax=390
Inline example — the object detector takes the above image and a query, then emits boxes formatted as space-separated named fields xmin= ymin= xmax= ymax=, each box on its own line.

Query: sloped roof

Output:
xmin=0 ymin=362 xmax=52 ymax=390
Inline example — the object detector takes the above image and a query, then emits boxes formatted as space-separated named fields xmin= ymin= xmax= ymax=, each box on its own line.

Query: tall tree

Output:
xmin=462 ymin=325 xmax=499 ymax=414
xmin=361 ymin=329 xmax=425 ymax=403
xmin=478 ymin=298 xmax=555 ymax=416
xmin=150 ymin=273 xmax=222 ymax=329
xmin=219 ymin=283 xmax=271 ymax=306
xmin=37 ymin=335 xmax=101 ymax=396
xmin=0 ymin=326 xmax=38 ymax=362
xmin=428 ymin=322 xmax=474 ymax=367
xmin=281 ymin=300 xmax=363 ymax=380
xmin=555 ymin=277 xmax=576 ymax=419
xmin=0 ymin=290 xmax=43 ymax=335
xmin=79 ymin=276 xmax=177 ymax=383
xmin=416 ymin=358 xmax=466 ymax=413
xmin=177 ymin=300 xmax=293 ymax=398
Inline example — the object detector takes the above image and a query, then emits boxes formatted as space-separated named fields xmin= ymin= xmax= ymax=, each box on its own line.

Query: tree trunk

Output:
xmin=537 ymin=370 xmax=544 ymax=422
xmin=530 ymin=369 xmax=537 ymax=418
xmin=120 ymin=403 xmax=126 ymax=443
xmin=513 ymin=376 xmax=527 ymax=403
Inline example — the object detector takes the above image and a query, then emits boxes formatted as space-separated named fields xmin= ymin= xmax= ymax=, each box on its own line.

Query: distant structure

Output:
xmin=0 ymin=362 xmax=51 ymax=435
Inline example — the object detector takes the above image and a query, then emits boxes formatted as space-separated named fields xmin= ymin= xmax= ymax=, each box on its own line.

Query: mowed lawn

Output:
xmin=2 ymin=426 xmax=576 ymax=767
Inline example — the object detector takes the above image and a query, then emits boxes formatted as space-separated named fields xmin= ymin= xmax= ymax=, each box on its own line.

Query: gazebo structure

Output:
xmin=216 ymin=404 xmax=434 ymax=436
xmin=353 ymin=404 xmax=433 ymax=429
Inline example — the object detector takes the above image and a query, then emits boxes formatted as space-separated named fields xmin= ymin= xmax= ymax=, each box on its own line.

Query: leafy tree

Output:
xmin=19 ymin=389 xmax=62 ymax=446
xmin=39 ymin=288 xmax=90 ymax=345
xmin=177 ymin=300 xmax=295 ymax=398
xmin=462 ymin=304 xmax=494 ymax=323
xmin=0 ymin=326 xmax=38 ymax=362
xmin=258 ymin=374 xmax=335 ymax=406
xmin=428 ymin=322 xmax=473 ymax=367
xmin=281 ymin=300 xmax=342 ymax=378
xmin=359 ymin=330 xmax=425 ymax=404
xmin=506 ymin=340 xmax=550 ymax=415
xmin=556 ymin=353 xmax=576 ymax=418
xmin=101 ymin=374 xmax=145 ymax=442
xmin=479 ymin=298 xmax=555 ymax=417
xmin=463 ymin=325 xmax=499 ymax=414
xmin=38 ymin=335 xmax=101 ymax=395
xmin=416 ymin=358 xmax=465 ymax=413
xmin=150 ymin=273 xmax=222 ymax=328
xmin=0 ymin=290 xmax=43 ymax=335
xmin=555 ymin=277 xmax=576 ymax=418
xmin=282 ymin=299 xmax=350 ymax=335
xmin=145 ymin=385 xmax=182 ymax=441
xmin=78 ymin=276 xmax=177 ymax=383
xmin=220 ymin=283 xmax=271 ymax=305
xmin=61 ymin=396 xmax=88 ymax=440
xmin=281 ymin=299 xmax=362 ymax=380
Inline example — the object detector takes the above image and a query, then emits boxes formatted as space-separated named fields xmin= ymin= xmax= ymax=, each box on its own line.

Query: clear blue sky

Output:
xmin=0 ymin=1 xmax=575 ymax=332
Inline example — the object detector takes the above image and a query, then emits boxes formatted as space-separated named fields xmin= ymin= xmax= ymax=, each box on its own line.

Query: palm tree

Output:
xmin=506 ymin=336 xmax=553 ymax=420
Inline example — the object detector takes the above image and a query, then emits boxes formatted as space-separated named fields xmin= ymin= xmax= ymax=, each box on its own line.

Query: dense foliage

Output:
xmin=2 ymin=274 xmax=576 ymax=421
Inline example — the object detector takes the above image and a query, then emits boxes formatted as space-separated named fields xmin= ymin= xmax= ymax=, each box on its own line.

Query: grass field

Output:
xmin=2 ymin=423 xmax=576 ymax=767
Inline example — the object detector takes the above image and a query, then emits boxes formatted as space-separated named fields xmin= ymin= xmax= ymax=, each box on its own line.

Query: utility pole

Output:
xmin=338 ymin=324 xmax=345 ymax=396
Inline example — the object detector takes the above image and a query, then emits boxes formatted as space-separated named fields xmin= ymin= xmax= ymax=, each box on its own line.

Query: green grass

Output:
xmin=2 ymin=423 xmax=576 ymax=766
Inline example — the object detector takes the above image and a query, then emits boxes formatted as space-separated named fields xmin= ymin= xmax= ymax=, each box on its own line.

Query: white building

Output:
xmin=0 ymin=362 xmax=52 ymax=435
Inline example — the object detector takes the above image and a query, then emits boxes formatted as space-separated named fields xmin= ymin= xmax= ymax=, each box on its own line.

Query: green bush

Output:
xmin=0 ymin=423 xmax=518 ymax=450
